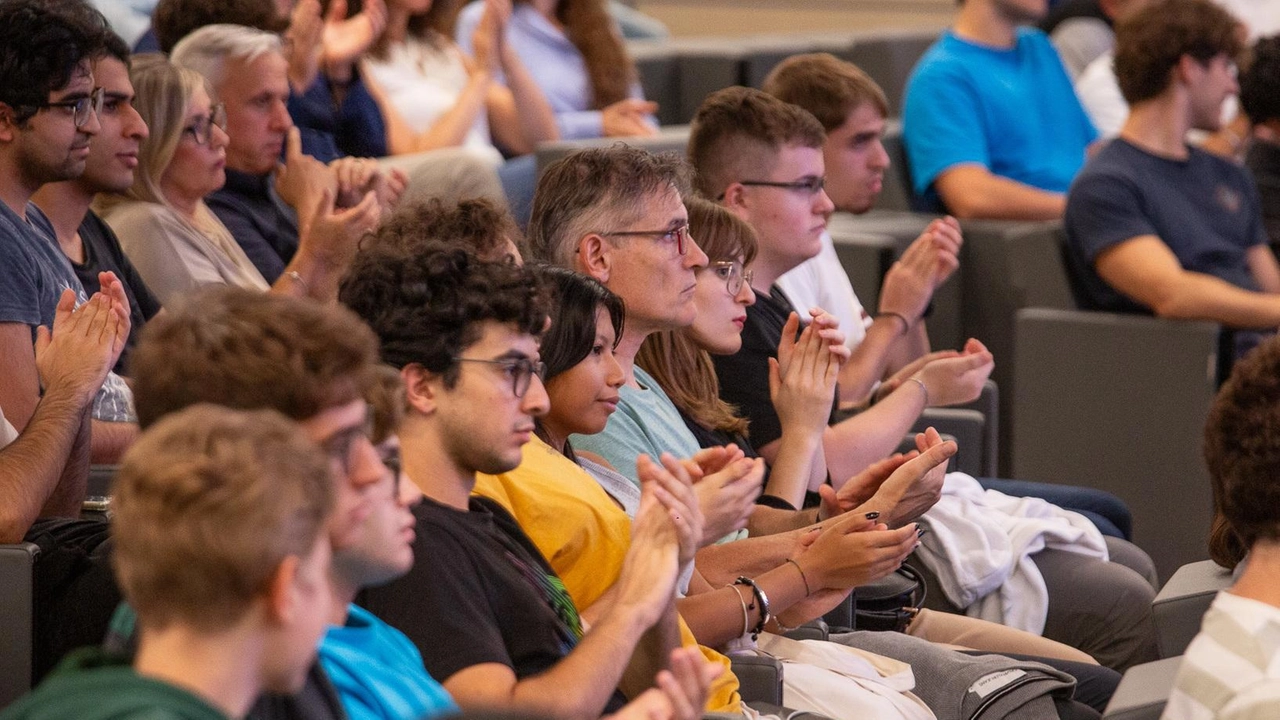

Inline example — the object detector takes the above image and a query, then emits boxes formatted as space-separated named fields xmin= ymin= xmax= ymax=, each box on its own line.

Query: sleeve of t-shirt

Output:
xmin=903 ymin=63 xmax=992 ymax=195
xmin=1243 ymin=172 xmax=1270 ymax=248
xmin=86 ymin=216 xmax=163 ymax=320
xmin=1064 ymin=166 xmax=1156 ymax=262
xmin=711 ymin=317 xmax=784 ymax=450
xmin=0 ymin=227 xmax=44 ymax=328
xmin=108 ymin=207 xmax=232 ymax=306
xmin=204 ymin=197 xmax=288 ymax=284
xmin=360 ymin=518 xmax=515 ymax=683
xmin=570 ymin=404 xmax=663 ymax=486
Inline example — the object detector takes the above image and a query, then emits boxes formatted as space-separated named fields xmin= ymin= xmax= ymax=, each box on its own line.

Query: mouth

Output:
xmin=117 ymin=152 xmax=138 ymax=168
xmin=732 ymin=316 xmax=747 ymax=328
xmin=513 ymin=426 xmax=535 ymax=444
xmin=599 ymin=396 xmax=619 ymax=411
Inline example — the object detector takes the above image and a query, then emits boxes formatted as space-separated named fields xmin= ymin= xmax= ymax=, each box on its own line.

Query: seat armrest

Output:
xmin=912 ymin=409 xmax=985 ymax=477
xmin=729 ymin=653 xmax=783 ymax=706
xmin=1102 ymin=656 xmax=1183 ymax=720
xmin=1152 ymin=560 xmax=1233 ymax=658
xmin=783 ymin=619 xmax=830 ymax=643
xmin=0 ymin=542 xmax=40 ymax=707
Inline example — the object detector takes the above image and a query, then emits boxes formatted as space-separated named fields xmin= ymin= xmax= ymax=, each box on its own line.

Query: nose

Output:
xmin=605 ymin=351 xmax=625 ymax=389
xmin=129 ymin=106 xmax=150 ymax=140
xmin=814 ymin=188 xmax=836 ymax=216
xmin=347 ymin=436 xmax=384 ymax=491
xmin=270 ymin=99 xmax=293 ymax=131
xmin=210 ymin=122 xmax=230 ymax=149
xmin=522 ymin=373 xmax=551 ymax=418
xmin=737 ymin=279 xmax=756 ymax=307
xmin=80 ymin=106 xmax=101 ymax=136
xmin=684 ymin=235 xmax=710 ymax=269
xmin=870 ymin=139 xmax=890 ymax=171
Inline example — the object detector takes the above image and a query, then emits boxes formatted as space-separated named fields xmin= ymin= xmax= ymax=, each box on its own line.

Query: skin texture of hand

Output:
xmin=770 ymin=316 xmax=840 ymax=441
xmin=322 ymin=0 xmax=387 ymax=80
xmin=818 ymin=453 xmax=913 ymax=522
xmin=876 ymin=349 xmax=961 ymax=401
xmin=614 ymin=488 xmax=681 ymax=629
xmin=35 ymin=289 xmax=126 ymax=407
xmin=299 ymin=187 xmax=380 ymax=272
xmin=793 ymin=513 xmax=919 ymax=591
xmin=606 ymin=647 xmax=721 ymax=720
xmin=284 ymin=0 xmax=324 ymax=92
xmin=470 ymin=0 xmax=505 ymax=75
xmin=275 ymin=128 xmax=337 ymax=220
xmin=602 ymin=99 xmax=659 ymax=138
xmin=692 ymin=455 xmax=763 ymax=545
xmin=914 ymin=338 xmax=994 ymax=408
xmin=870 ymin=428 xmax=956 ymax=527
xmin=638 ymin=453 xmax=705 ymax=569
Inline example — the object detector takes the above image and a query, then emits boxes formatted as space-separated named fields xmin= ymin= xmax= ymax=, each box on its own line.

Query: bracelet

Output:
xmin=786 ymin=558 xmax=812 ymax=597
xmin=286 ymin=270 xmax=310 ymax=295
xmin=729 ymin=583 xmax=750 ymax=637
xmin=879 ymin=311 xmax=911 ymax=336
xmin=734 ymin=576 xmax=771 ymax=640
xmin=772 ymin=615 xmax=801 ymax=634
xmin=906 ymin=376 xmax=929 ymax=407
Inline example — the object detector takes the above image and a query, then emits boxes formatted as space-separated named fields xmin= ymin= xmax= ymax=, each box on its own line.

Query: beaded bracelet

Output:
xmin=734 ymin=576 xmax=771 ymax=640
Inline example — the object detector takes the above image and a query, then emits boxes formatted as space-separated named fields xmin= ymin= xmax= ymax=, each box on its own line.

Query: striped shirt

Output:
xmin=1163 ymin=591 xmax=1280 ymax=719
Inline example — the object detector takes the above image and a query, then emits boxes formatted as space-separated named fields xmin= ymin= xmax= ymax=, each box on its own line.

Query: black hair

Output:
xmin=1241 ymin=35 xmax=1280 ymax=125
xmin=0 ymin=0 xmax=110 ymax=121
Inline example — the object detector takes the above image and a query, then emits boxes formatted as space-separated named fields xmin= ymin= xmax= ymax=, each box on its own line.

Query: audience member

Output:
xmin=373 ymin=196 xmax=525 ymax=261
xmin=341 ymin=243 xmax=719 ymax=719
xmin=1164 ymin=335 xmax=1280 ymax=719
xmin=1038 ymin=0 xmax=1113 ymax=78
xmin=455 ymin=0 xmax=659 ymax=140
xmin=1065 ymin=0 xmax=1273 ymax=360
xmin=762 ymin=53 xmax=1138 ymax=541
xmin=1240 ymin=34 xmax=1280 ymax=248
xmin=4 ymin=404 xmax=336 ymax=720
xmin=902 ymin=0 xmax=1097 ymax=219
xmin=693 ymin=86 xmax=1158 ymax=671
xmin=360 ymin=0 xmax=559 ymax=222
xmin=32 ymin=36 xmax=162 ymax=375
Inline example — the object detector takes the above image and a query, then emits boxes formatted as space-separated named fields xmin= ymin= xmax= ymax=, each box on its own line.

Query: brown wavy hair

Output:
xmin=636 ymin=196 xmax=758 ymax=436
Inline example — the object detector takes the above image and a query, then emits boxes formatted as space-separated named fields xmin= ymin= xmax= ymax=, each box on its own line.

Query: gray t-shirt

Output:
xmin=0 ymin=201 xmax=135 ymax=423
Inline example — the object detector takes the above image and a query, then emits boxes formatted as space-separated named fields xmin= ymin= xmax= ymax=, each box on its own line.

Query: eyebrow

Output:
xmin=489 ymin=349 xmax=540 ymax=363
xmin=102 ymin=91 xmax=132 ymax=101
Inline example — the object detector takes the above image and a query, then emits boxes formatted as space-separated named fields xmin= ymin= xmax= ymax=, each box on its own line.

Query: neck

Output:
xmin=386 ymin=6 xmax=411 ymax=43
xmin=750 ymin=251 xmax=795 ymax=292
xmin=0 ymin=156 xmax=39 ymax=220
xmin=954 ymin=1 xmax=1018 ymax=48
xmin=1230 ymin=539 xmax=1280 ymax=608
xmin=31 ymin=181 xmax=94 ymax=260
xmin=166 ymin=192 xmax=202 ymax=223
xmin=329 ymin=576 xmax=357 ymax=625
xmin=1120 ymin=95 xmax=1192 ymax=160
xmin=399 ymin=419 xmax=475 ymax=510
xmin=615 ymin=325 xmax=656 ymax=389
xmin=133 ymin=622 xmax=266 ymax=719
xmin=538 ymin=423 xmax=568 ymax=455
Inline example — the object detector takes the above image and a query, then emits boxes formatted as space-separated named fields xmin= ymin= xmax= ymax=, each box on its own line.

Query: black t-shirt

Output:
xmin=73 ymin=211 xmax=162 ymax=375
xmin=1038 ymin=0 xmax=1108 ymax=34
xmin=358 ymin=495 xmax=626 ymax=714
xmin=711 ymin=286 xmax=839 ymax=452
xmin=1246 ymin=139 xmax=1280 ymax=251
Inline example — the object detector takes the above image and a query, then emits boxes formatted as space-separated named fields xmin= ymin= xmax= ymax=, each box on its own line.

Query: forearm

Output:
xmin=823 ymin=384 xmax=927 ymax=484
xmin=693 ymin=530 xmax=803 ymax=588
xmin=273 ymin=250 xmax=345 ymax=302
xmin=746 ymin=504 xmax=820 ymax=538
xmin=1149 ymin=273 xmax=1280 ymax=329
xmin=838 ymin=318 xmax=909 ymax=404
xmin=939 ymin=171 xmax=1065 ymax=221
xmin=0 ymin=390 xmax=88 ymax=540
xmin=884 ymin=322 xmax=930 ymax=376
xmin=496 ymin=57 xmax=559 ymax=152
xmin=676 ymin=561 xmax=811 ymax=648
xmin=617 ymin=598 xmax=680 ymax=701
xmin=89 ymin=418 xmax=137 ymax=465
xmin=758 ymin=428 xmax=821 ymax=510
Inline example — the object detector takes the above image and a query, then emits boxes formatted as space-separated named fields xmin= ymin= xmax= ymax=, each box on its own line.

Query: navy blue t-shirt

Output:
xmin=1065 ymin=138 xmax=1268 ymax=314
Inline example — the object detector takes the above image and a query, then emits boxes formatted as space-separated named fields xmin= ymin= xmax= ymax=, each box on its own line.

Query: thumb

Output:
xmin=326 ymin=0 xmax=347 ymax=22
xmin=818 ymin=483 xmax=839 ymax=518
xmin=285 ymin=126 xmax=302 ymax=162
xmin=34 ymin=324 xmax=51 ymax=358
xmin=767 ymin=357 xmax=780 ymax=397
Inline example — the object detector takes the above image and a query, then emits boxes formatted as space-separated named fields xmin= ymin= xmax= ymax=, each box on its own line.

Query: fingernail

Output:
xmin=916 ymin=526 xmax=928 ymax=538
xmin=864 ymin=511 xmax=880 ymax=520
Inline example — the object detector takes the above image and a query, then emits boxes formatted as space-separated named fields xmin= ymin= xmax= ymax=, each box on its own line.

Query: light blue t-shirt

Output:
xmin=454 ymin=2 xmax=652 ymax=140
xmin=902 ymin=28 xmax=1097 ymax=203
xmin=318 ymin=604 xmax=459 ymax=720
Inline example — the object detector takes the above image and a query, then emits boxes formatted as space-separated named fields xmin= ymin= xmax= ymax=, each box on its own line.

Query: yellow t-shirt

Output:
xmin=475 ymin=437 xmax=742 ymax=714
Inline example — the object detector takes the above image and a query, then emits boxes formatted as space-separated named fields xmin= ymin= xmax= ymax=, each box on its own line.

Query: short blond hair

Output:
xmin=112 ymin=404 xmax=334 ymax=631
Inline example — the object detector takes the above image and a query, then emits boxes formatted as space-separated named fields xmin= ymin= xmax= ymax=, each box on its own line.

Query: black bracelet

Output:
xmin=734 ymin=576 xmax=771 ymax=640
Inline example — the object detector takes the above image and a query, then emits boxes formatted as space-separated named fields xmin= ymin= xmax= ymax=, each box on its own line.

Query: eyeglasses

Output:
xmin=600 ymin=223 xmax=691 ymax=256
xmin=717 ymin=176 xmax=825 ymax=201
xmin=319 ymin=415 xmax=376 ymax=478
xmin=708 ymin=260 xmax=753 ymax=296
xmin=182 ymin=103 xmax=227 ymax=146
xmin=32 ymin=87 xmax=104 ymax=129
xmin=454 ymin=357 xmax=547 ymax=398
xmin=378 ymin=443 xmax=403 ymax=495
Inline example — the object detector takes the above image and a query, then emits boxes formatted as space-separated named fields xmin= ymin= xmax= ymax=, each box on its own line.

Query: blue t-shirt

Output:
xmin=902 ymin=28 xmax=1097 ymax=204
xmin=318 ymin=604 xmax=458 ymax=720
xmin=1065 ymin=138 xmax=1269 ymax=314
xmin=0 ymin=201 xmax=134 ymax=422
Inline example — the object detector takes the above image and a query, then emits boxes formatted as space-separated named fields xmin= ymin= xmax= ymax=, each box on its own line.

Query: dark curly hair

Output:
xmin=1114 ymin=0 xmax=1243 ymax=105
xmin=1203 ymin=335 xmax=1280 ymax=569
xmin=339 ymin=241 xmax=548 ymax=387
xmin=371 ymin=197 xmax=525 ymax=263
xmin=535 ymin=265 xmax=625 ymax=383
xmin=1240 ymin=35 xmax=1280 ymax=125
xmin=152 ymin=0 xmax=288 ymax=54
xmin=0 ymin=0 xmax=110 ymax=122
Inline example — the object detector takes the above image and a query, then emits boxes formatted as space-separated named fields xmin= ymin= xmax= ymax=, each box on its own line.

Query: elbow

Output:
xmin=0 ymin=512 xmax=30 ymax=544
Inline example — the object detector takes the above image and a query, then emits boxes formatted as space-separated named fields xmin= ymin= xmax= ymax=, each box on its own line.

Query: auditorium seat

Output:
xmin=1152 ymin=560 xmax=1232 ymax=659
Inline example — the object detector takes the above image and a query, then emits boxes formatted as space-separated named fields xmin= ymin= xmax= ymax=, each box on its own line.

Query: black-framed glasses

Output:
xmin=717 ymin=176 xmax=825 ymax=201
xmin=708 ymin=260 xmax=753 ymax=296
xmin=600 ymin=223 xmax=690 ymax=256
xmin=454 ymin=357 xmax=547 ymax=398
xmin=378 ymin=442 xmax=403 ymax=495
xmin=31 ymin=87 xmax=104 ymax=129
xmin=182 ymin=103 xmax=227 ymax=146
xmin=319 ymin=414 xmax=376 ymax=478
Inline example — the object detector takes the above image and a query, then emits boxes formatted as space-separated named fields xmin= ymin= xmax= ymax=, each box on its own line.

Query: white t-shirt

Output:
xmin=775 ymin=230 xmax=870 ymax=349
xmin=1075 ymin=52 xmax=1127 ymax=139
xmin=0 ymin=406 xmax=17 ymax=449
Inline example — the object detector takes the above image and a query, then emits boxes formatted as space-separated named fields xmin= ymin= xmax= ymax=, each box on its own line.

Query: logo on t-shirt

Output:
xmin=1216 ymin=186 xmax=1242 ymax=214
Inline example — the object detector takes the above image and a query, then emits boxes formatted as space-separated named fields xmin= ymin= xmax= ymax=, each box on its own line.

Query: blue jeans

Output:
xmin=976 ymin=477 xmax=1132 ymax=540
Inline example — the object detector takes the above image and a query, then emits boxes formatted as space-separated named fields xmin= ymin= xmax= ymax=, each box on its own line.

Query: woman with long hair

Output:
xmin=98 ymin=54 xmax=269 ymax=304
xmin=454 ymin=0 xmax=657 ymax=139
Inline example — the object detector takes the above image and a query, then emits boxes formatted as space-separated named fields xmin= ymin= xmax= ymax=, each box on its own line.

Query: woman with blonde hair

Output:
xmin=98 ymin=54 xmax=269 ymax=304
xmin=455 ymin=0 xmax=657 ymax=139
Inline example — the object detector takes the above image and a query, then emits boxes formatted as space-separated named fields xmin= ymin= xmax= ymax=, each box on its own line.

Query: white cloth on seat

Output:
xmin=914 ymin=472 xmax=1109 ymax=634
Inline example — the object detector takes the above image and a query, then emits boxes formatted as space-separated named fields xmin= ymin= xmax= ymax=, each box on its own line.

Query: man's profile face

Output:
xmin=737 ymin=144 xmax=834 ymax=273
xmin=79 ymin=56 xmax=149 ymax=194
xmin=300 ymin=398 xmax=384 ymax=554
xmin=1188 ymin=54 xmax=1240 ymax=132
xmin=10 ymin=60 xmax=100 ymax=188
xmin=593 ymin=187 xmax=709 ymax=334
xmin=823 ymin=102 xmax=890 ymax=214
xmin=217 ymin=50 xmax=292 ymax=176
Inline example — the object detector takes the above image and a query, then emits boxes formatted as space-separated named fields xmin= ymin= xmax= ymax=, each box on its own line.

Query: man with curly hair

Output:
xmin=1063 ymin=0 xmax=1275 ymax=360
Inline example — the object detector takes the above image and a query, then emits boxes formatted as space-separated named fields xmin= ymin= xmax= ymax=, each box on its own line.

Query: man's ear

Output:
xmin=1174 ymin=54 xmax=1201 ymax=87
xmin=0 ymin=103 xmax=21 ymax=143
xmin=402 ymin=363 xmax=441 ymax=416
xmin=264 ymin=554 xmax=301 ymax=625
xmin=719 ymin=182 xmax=749 ymax=215
xmin=575 ymin=232 xmax=611 ymax=283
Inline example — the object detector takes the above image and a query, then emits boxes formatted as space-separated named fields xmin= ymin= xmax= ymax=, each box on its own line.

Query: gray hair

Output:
xmin=170 ymin=24 xmax=282 ymax=90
